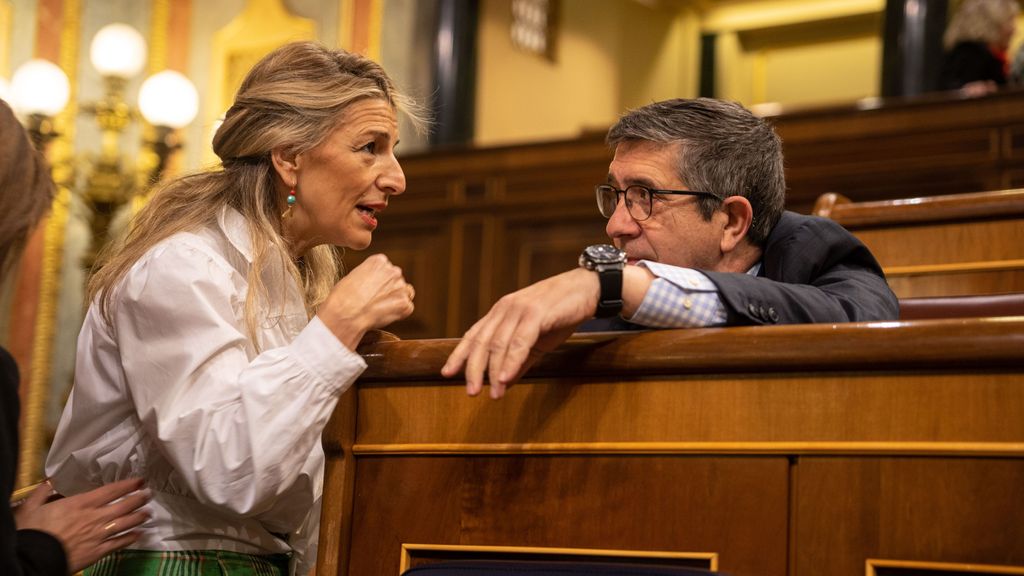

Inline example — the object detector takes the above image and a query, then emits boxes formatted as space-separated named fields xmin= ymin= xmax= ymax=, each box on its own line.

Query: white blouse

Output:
xmin=45 ymin=207 xmax=367 ymax=574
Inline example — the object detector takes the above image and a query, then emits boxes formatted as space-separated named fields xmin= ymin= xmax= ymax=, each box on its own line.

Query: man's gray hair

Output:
xmin=606 ymin=98 xmax=786 ymax=245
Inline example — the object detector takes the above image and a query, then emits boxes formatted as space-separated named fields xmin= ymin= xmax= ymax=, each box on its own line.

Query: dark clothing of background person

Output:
xmin=939 ymin=41 xmax=1007 ymax=90
xmin=1 ymin=347 xmax=69 ymax=575
xmin=581 ymin=211 xmax=899 ymax=331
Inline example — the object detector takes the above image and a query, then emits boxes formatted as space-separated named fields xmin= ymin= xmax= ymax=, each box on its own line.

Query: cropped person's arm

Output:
xmin=113 ymin=240 xmax=365 ymax=516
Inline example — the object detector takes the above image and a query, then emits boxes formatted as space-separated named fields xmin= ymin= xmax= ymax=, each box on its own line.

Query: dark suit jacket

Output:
xmin=939 ymin=41 xmax=1007 ymax=90
xmin=581 ymin=211 xmax=899 ymax=331
xmin=1 ymin=347 xmax=69 ymax=576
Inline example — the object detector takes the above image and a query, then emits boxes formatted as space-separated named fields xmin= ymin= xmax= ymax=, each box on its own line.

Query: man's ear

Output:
xmin=719 ymin=195 xmax=754 ymax=254
xmin=270 ymin=146 xmax=300 ymax=187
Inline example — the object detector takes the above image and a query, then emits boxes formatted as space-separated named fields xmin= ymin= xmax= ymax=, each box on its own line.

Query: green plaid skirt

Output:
xmin=83 ymin=549 xmax=292 ymax=576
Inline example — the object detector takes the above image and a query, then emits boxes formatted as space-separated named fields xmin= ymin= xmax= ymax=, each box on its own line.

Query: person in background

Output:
xmin=45 ymin=42 xmax=422 ymax=575
xmin=0 ymin=99 xmax=150 ymax=575
xmin=442 ymin=98 xmax=898 ymax=399
xmin=939 ymin=0 xmax=1020 ymax=96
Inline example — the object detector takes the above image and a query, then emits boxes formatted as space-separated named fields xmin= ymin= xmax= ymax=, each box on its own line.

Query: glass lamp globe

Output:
xmin=10 ymin=59 xmax=70 ymax=116
xmin=90 ymin=23 xmax=147 ymax=78
xmin=138 ymin=70 xmax=199 ymax=129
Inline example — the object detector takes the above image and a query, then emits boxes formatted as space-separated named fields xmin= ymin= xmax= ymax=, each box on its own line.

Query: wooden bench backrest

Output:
xmin=813 ymin=189 xmax=1024 ymax=298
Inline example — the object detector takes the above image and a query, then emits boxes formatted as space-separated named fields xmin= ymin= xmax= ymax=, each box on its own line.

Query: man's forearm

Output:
xmin=621 ymin=264 xmax=655 ymax=318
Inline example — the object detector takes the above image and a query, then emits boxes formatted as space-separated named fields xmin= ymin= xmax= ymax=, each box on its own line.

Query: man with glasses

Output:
xmin=442 ymin=98 xmax=898 ymax=399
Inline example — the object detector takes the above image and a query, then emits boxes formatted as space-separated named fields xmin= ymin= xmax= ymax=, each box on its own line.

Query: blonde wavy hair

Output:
xmin=944 ymin=0 xmax=1020 ymax=50
xmin=89 ymin=41 xmax=425 ymax=342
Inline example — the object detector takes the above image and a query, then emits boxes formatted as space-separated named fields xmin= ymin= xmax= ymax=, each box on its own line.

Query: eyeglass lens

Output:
xmin=596 ymin=186 xmax=651 ymax=220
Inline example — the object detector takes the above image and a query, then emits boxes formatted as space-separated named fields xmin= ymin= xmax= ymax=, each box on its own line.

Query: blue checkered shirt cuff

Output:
xmin=626 ymin=261 xmax=729 ymax=328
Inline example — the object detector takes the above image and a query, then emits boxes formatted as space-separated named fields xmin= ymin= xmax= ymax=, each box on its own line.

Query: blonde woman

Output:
xmin=939 ymin=0 xmax=1020 ymax=95
xmin=45 ymin=42 xmax=422 ymax=575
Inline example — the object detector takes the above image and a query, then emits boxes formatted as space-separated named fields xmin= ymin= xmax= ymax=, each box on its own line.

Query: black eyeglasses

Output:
xmin=595 ymin=184 xmax=720 ymax=221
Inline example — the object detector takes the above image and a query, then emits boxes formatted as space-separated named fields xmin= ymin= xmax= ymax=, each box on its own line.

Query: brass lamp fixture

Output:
xmin=6 ymin=22 xmax=199 ymax=267
xmin=7 ymin=58 xmax=71 ymax=152
xmin=136 ymin=70 xmax=200 ymax=189
xmin=83 ymin=23 xmax=149 ymax=263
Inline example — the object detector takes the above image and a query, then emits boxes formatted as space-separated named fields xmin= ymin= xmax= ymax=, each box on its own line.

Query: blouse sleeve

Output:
xmin=112 ymin=239 xmax=365 ymax=517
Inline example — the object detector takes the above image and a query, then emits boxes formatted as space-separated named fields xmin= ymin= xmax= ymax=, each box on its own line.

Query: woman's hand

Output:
xmin=14 ymin=477 xmax=151 ymax=573
xmin=317 ymin=254 xmax=415 ymax=349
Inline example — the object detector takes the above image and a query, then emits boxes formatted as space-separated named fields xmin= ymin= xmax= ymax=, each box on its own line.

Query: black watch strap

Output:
xmin=595 ymin=267 xmax=623 ymax=317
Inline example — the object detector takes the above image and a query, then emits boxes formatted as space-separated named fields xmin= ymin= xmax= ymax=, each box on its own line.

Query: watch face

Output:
xmin=582 ymin=244 xmax=626 ymax=266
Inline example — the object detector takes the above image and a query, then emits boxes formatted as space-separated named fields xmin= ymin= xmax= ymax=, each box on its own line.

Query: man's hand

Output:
xmin=15 ymin=477 xmax=150 ymax=573
xmin=441 ymin=268 xmax=600 ymax=399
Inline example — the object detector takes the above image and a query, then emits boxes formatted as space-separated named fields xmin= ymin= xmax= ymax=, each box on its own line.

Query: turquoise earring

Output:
xmin=283 ymin=187 xmax=296 ymax=219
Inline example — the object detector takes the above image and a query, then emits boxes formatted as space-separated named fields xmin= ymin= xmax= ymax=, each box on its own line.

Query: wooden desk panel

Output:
xmin=347 ymin=456 xmax=789 ymax=576
xmin=319 ymin=319 xmax=1024 ymax=576
xmin=795 ymin=458 xmax=1024 ymax=575
xmin=354 ymin=371 xmax=1024 ymax=451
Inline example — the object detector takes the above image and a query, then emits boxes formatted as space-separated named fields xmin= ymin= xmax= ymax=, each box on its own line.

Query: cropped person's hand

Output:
xmin=960 ymin=80 xmax=998 ymax=98
xmin=14 ymin=477 xmax=150 ymax=573
xmin=441 ymin=267 xmax=600 ymax=399
xmin=317 ymin=254 xmax=415 ymax=349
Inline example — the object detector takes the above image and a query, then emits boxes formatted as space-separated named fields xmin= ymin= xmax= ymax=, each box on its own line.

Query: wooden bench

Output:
xmin=813 ymin=189 xmax=1024 ymax=299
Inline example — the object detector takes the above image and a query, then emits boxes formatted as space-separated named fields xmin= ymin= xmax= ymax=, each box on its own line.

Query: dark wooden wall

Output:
xmin=349 ymin=90 xmax=1024 ymax=339
xmin=771 ymin=88 xmax=1024 ymax=211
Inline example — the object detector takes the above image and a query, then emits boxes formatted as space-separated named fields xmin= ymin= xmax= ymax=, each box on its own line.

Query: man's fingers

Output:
xmin=441 ymin=319 xmax=480 ymax=379
xmin=443 ymin=310 xmax=501 ymax=397
xmin=462 ymin=333 xmax=494 ymax=398
xmin=500 ymin=323 xmax=578 ymax=386
xmin=498 ymin=322 xmax=542 ymax=386
xmin=486 ymin=314 xmax=525 ymax=399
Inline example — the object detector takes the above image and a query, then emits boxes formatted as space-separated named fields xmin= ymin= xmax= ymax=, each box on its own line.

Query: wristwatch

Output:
xmin=579 ymin=244 xmax=627 ymax=318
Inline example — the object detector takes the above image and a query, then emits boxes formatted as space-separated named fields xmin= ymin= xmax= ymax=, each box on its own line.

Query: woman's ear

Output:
xmin=719 ymin=195 xmax=754 ymax=254
xmin=270 ymin=147 xmax=300 ymax=186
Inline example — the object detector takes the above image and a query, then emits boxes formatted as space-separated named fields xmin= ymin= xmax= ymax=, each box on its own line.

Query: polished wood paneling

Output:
xmin=796 ymin=458 xmax=1024 ymax=576
xmin=346 ymin=456 xmax=787 ymax=576
xmin=317 ymin=319 xmax=1024 ymax=576
xmin=319 ymin=389 xmax=358 ymax=576
xmin=834 ymin=220 xmax=1024 ymax=265
xmin=356 ymin=318 xmax=1024 ymax=381
xmin=353 ymin=370 xmax=1024 ymax=451
xmin=768 ymin=90 xmax=1024 ymax=213
xmin=813 ymin=189 xmax=1024 ymax=227
xmin=813 ymin=189 xmax=1024 ymax=298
